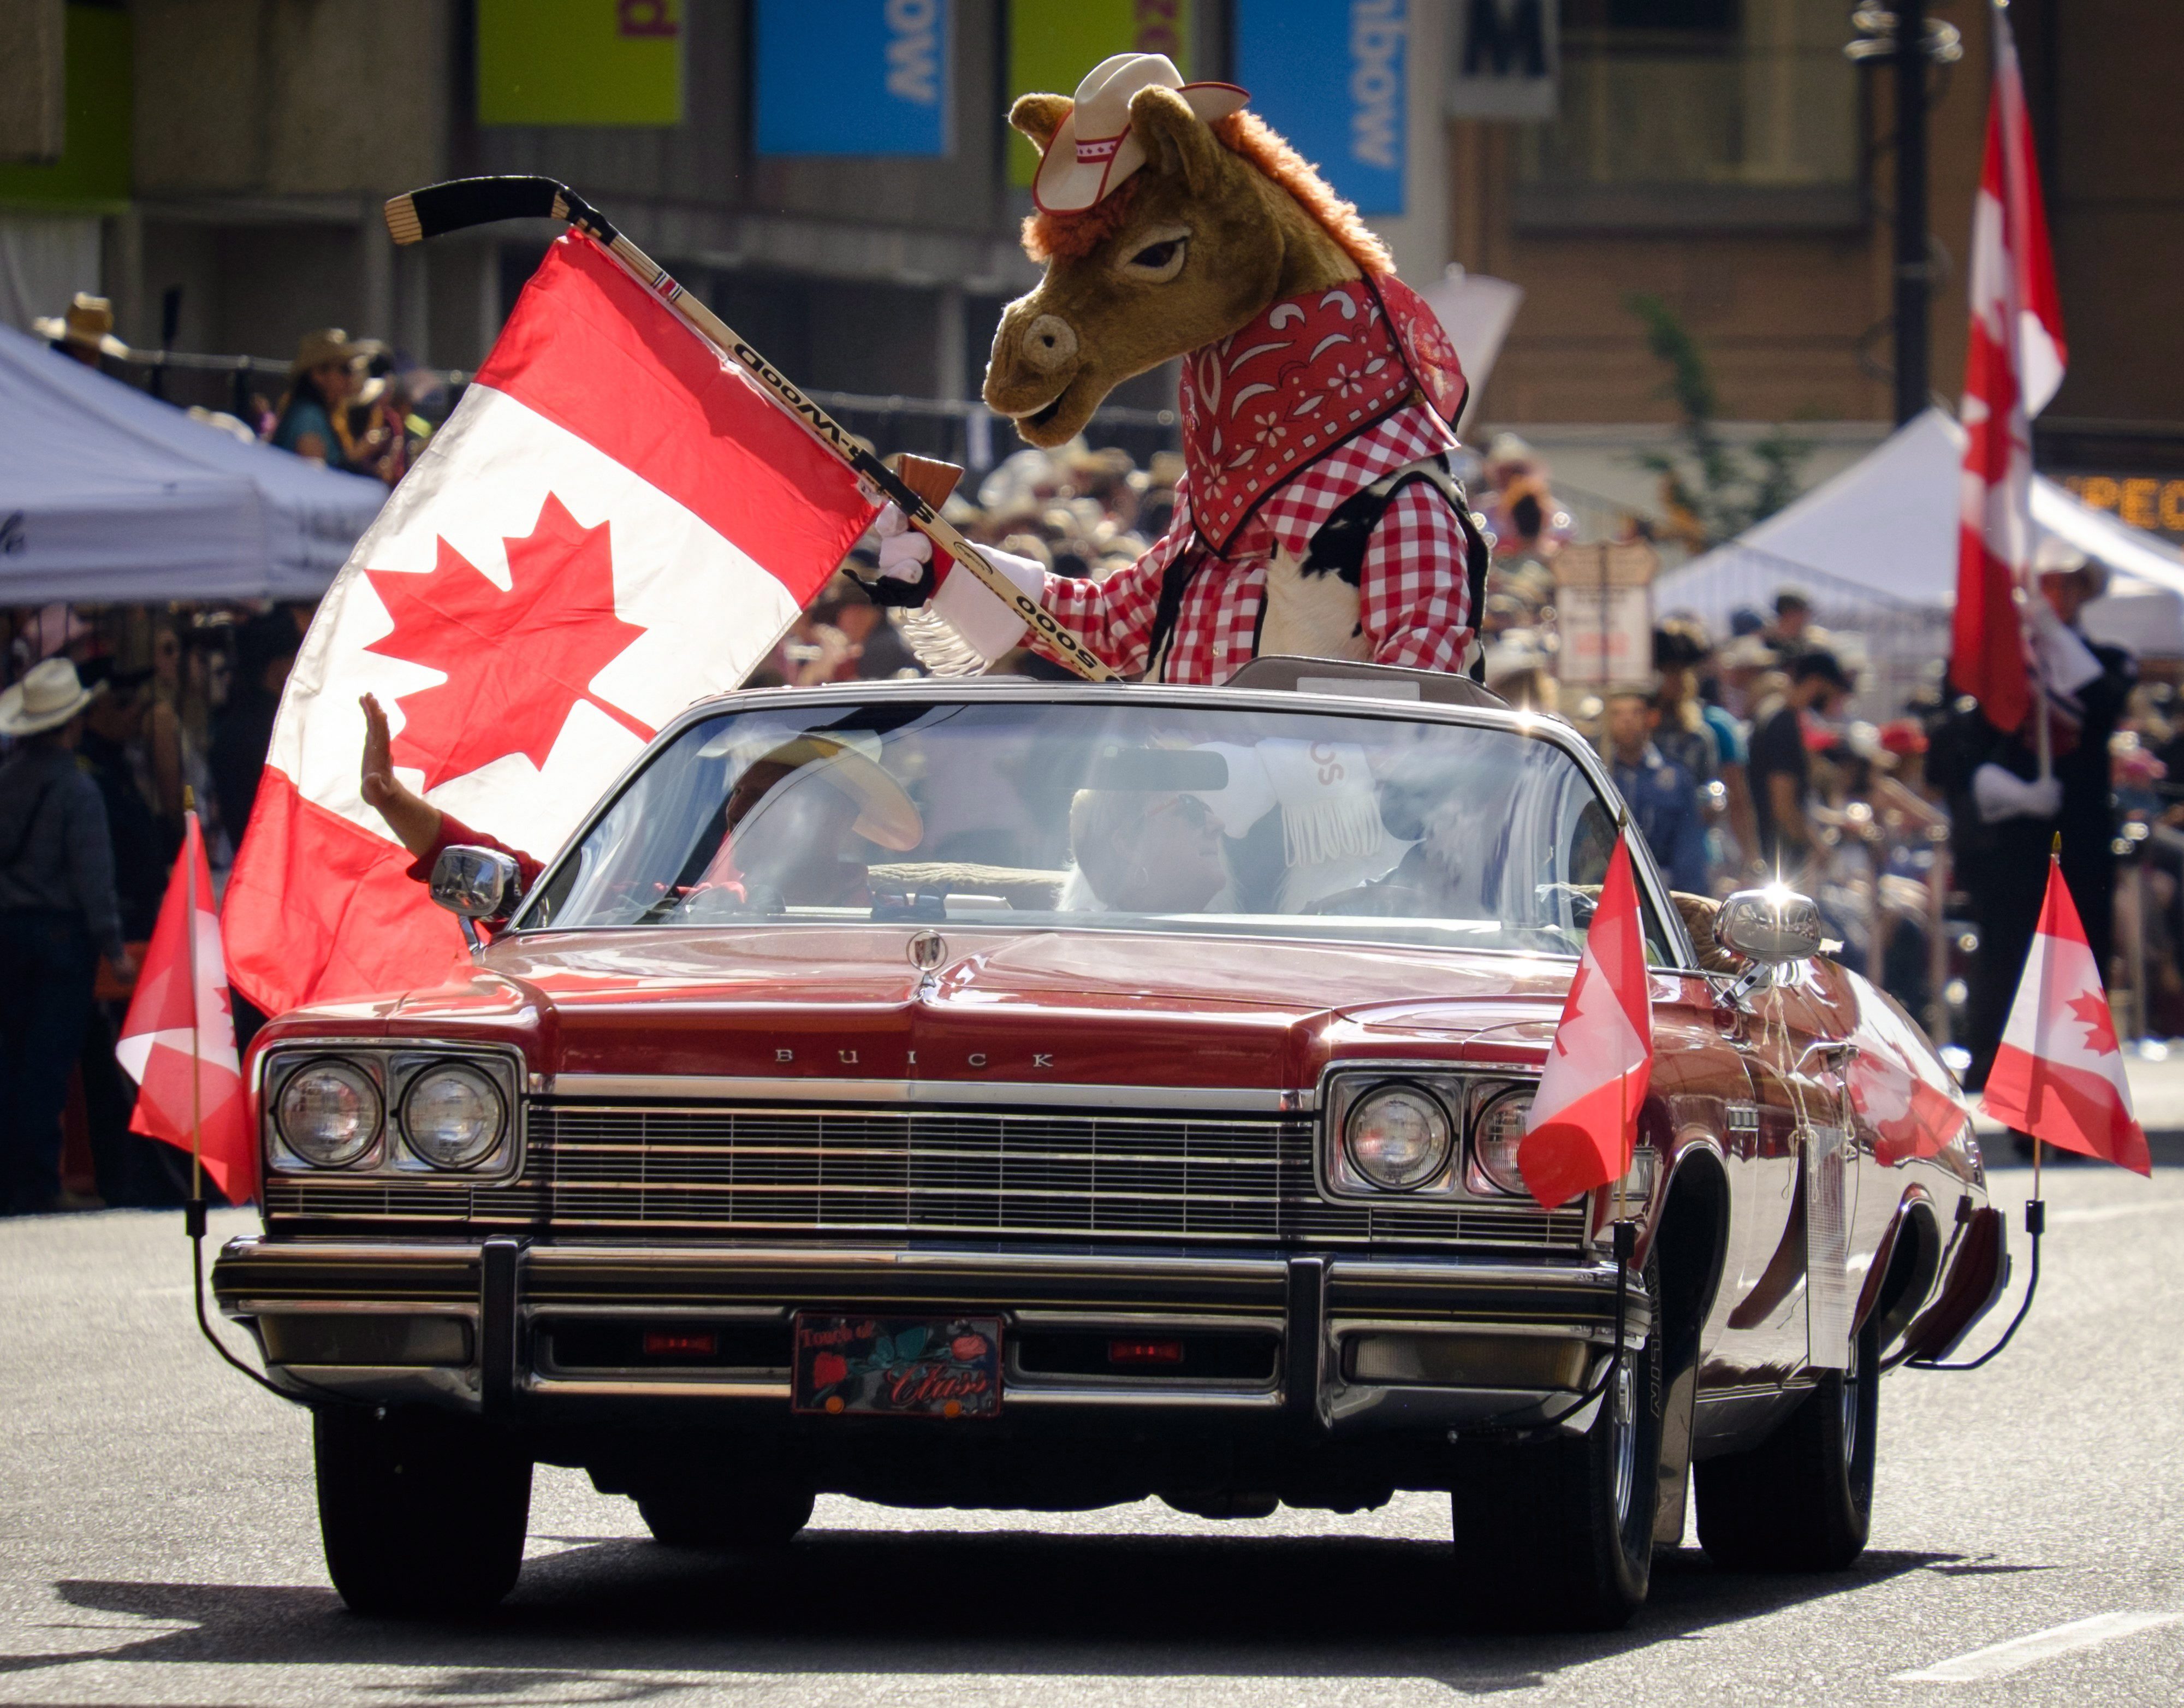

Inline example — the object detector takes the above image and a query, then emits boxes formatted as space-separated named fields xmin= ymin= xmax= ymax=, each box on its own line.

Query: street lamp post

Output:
xmin=1849 ymin=3 xmax=1965 ymax=426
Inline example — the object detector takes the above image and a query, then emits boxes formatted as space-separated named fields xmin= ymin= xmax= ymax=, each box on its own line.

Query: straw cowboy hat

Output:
xmin=32 ymin=292 xmax=129 ymax=358
xmin=0 ymin=657 xmax=106 ymax=738
xmin=1031 ymin=53 xmax=1248 ymax=215
xmin=698 ymin=728 xmax=924 ymax=852
xmin=290 ymin=328 xmax=366 ymax=377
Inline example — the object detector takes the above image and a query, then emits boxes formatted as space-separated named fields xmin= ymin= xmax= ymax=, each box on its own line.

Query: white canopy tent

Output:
xmin=0 ymin=322 xmax=387 ymax=605
xmin=1654 ymin=405 xmax=2184 ymax=655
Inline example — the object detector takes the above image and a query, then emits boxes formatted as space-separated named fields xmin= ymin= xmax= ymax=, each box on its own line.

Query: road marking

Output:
xmin=2048 ymin=1197 xmax=2184 ymax=1226
xmin=1894 ymin=1611 xmax=2181 ymax=1682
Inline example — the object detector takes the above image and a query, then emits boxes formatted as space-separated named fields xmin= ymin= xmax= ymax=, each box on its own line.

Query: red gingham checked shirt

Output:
xmin=1039 ymin=400 xmax=1471 ymax=685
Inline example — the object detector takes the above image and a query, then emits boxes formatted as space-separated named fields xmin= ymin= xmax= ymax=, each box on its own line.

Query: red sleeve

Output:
xmin=405 ymin=811 xmax=545 ymax=892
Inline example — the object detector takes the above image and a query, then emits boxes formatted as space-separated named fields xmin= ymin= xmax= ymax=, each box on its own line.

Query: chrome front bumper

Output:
xmin=212 ymin=1236 xmax=1652 ymax=1434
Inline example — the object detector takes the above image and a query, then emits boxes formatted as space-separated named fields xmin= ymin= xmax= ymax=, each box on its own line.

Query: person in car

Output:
xmin=360 ymin=695 xmax=920 ymax=916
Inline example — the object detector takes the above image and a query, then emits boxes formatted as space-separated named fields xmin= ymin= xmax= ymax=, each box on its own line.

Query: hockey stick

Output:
xmin=384 ymin=176 xmax=1116 ymax=683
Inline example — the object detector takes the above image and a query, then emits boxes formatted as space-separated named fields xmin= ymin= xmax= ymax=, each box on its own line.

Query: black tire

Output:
xmin=1694 ymin=1312 xmax=1878 ymax=1571
xmin=314 ymin=1407 xmax=532 ymax=1617
xmin=1451 ymin=1267 xmax=1665 ymax=1631
xmin=638 ymin=1480 xmax=815 ymax=1549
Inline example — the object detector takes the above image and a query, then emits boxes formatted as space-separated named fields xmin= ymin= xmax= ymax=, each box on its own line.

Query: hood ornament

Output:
xmin=907 ymin=929 xmax=947 ymax=972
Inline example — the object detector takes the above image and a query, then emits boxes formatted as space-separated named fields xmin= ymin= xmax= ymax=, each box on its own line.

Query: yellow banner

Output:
xmin=1006 ymin=0 xmax=1191 ymax=187
xmin=478 ymin=0 xmax=684 ymax=128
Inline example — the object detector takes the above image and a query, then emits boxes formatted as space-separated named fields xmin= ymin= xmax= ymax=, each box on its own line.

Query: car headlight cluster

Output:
xmin=276 ymin=1060 xmax=382 ymax=1169
xmin=1343 ymin=1084 xmax=1454 ymax=1191
xmin=268 ymin=1051 xmax=515 ymax=1176
xmin=1326 ymin=1074 xmax=1549 ymax=1201
xmin=1465 ymin=1088 xmax=1532 ymax=1196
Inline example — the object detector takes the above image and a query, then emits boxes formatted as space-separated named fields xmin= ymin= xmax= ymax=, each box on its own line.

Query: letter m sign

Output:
xmin=1450 ymin=0 xmax=1559 ymax=121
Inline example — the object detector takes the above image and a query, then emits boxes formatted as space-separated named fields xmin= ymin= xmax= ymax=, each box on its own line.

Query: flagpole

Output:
xmin=183 ymin=790 xmax=202 ymax=1206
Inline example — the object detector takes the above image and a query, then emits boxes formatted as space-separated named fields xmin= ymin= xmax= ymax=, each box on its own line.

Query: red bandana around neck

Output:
xmin=1178 ymin=274 xmax=1468 ymax=553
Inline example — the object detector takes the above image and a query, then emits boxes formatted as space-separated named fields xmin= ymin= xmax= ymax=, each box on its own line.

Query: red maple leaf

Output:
xmin=364 ymin=495 xmax=654 ymax=792
xmin=2066 ymin=988 xmax=2119 ymax=1056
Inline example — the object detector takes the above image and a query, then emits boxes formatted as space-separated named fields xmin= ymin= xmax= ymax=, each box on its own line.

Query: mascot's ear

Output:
xmin=1130 ymin=85 xmax=1224 ymax=196
xmin=1010 ymin=93 xmax=1073 ymax=152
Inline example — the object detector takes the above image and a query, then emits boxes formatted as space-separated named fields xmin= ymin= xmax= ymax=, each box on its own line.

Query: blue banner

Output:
xmin=1236 ymin=0 xmax=1405 ymax=216
xmin=754 ymin=0 xmax=951 ymax=156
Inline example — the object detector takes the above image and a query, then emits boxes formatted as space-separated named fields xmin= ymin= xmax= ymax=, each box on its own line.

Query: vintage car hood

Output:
xmin=258 ymin=925 xmax=1584 ymax=1092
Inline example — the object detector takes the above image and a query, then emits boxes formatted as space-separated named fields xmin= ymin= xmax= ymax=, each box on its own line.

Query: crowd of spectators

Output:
xmin=10 ymin=407 xmax=2184 ymax=1208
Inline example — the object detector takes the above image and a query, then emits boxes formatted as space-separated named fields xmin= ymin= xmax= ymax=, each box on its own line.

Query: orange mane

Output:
xmin=1020 ymin=109 xmax=1394 ymax=276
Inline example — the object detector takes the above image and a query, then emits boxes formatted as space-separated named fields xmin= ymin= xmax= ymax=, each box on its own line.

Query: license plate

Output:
xmin=792 ymin=1314 xmax=1002 ymax=1419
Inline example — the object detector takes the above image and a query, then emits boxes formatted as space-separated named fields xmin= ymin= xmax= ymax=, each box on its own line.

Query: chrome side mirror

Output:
xmin=430 ymin=845 xmax=520 ymax=935
xmin=1713 ymin=887 xmax=1823 ymax=1006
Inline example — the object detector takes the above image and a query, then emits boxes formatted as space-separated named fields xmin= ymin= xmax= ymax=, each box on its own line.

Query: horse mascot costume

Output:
xmin=867 ymin=52 xmax=1487 ymax=685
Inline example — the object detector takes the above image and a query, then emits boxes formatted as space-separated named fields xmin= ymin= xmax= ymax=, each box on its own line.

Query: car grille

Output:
xmin=265 ymin=1100 xmax=1585 ymax=1250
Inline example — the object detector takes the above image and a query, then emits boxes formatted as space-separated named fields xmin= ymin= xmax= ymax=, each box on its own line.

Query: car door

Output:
xmin=1717 ymin=959 xmax=1859 ymax=1379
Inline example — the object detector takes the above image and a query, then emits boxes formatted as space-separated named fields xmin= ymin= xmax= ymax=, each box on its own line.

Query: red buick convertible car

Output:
xmin=213 ymin=659 xmax=2005 ymax=1629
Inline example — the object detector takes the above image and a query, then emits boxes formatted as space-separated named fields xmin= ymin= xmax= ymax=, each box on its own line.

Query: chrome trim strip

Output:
xmin=545 ymin=1075 xmax=1311 ymax=1112
xmin=1007 ymin=1310 xmax=1281 ymax=1332
xmin=1327 ymin=1316 xmax=1619 ymax=1344
xmin=1002 ymin=1386 xmax=1286 ymax=1410
xmin=1325 ymin=1257 xmax=1626 ymax=1290
xmin=525 ymin=1246 xmax=1291 ymax=1283
xmin=527 ymin=1375 xmax=792 ymax=1399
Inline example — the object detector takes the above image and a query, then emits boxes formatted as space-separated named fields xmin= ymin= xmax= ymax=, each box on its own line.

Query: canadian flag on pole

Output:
xmin=1949 ymin=4 xmax=2068 ymax=737
xmin=115 ymin=811 xmax=254 ymax=1201
xmin=1981 ymin=857 xmax=2151 ymax=1175
xmin=1518 ymin=834 xmax=1655 ymax=1211
xmin=223 ymin=232 xmax=878 ymax=1013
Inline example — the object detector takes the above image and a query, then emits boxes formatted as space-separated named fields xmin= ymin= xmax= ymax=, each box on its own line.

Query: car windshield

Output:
xmin=518 ymin=696 xmax=1667 ymax=958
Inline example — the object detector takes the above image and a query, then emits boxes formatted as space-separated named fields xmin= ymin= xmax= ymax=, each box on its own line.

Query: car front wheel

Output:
xmin=1694 ymin=1312 xmax=1878 ymax=1571
xmin=314 ymin=1407 xmax=532 ymax=1616
xmin=1450 ymin=1268 xmax=1664 ymax=1630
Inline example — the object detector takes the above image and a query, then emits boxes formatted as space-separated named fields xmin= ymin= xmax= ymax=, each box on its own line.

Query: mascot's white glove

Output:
xmin=869 ymin=502 xmax=1041 ymax=666
xmin=1972 ymin=762 xmax=2063 ymax=825
xmin=2023 ymin=595 xmax=2105 ymax=696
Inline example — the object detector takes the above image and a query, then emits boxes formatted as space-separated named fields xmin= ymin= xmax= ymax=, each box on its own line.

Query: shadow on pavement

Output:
xmin=30 ymin=1534 xmax=1952 ymax=1691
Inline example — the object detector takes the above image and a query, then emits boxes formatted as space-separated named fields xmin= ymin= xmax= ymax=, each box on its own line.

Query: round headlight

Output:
xmin=401 ymin=1064 xmax=506 ymax=1170
xmin=1468 ymin=1088 xmax=1533 ymax=1196
xmin=1344 ymin=1083 xmax=1453 ymax=1191
xmin=275 ymin=1059 xmax=382 ymax=1167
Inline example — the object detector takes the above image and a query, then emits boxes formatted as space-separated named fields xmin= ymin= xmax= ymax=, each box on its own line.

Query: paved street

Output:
xmin=2 ymin=1148 xmax=2179 ymax=1708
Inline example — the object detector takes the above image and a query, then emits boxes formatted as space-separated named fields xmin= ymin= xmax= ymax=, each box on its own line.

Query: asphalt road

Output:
xmin=2 ymin=1152 xmax=2179 ymax=1707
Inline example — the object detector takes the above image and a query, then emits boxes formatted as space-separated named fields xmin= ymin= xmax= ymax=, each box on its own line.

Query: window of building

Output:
xmin=1512 ymin=0 xmax=1862 ymax=230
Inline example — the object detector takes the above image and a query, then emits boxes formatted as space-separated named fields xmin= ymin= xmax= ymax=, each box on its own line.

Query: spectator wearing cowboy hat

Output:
xmin=271 ymin=329 xmax=366 ymax=468
xmin=0 ymin=659 xmax=135 ymax=1215
xmin=32 ymin=292 xmax=129 ymax=372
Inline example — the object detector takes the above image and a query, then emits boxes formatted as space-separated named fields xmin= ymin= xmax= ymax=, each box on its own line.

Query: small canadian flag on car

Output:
xmin=115 ymin=808 xmax=255 ymax=1202
xmin=1981 ymin=854 xmax=2151 ymax=1175
xmin=1518 ymin=832 xmax=1655 ymax=1211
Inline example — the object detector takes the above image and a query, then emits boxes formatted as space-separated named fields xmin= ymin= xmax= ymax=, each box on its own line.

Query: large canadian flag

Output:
xmin=1518 ymin=834 xmax=1654 ymax=1211
xmin=1949 ymin=7 xmax=2068 ymax=737
xmin=224 ymin=232 xmax=878 ymax=1014
xmin=1983 ymin=858 xmax=2151 ymax=1175
xmin=116 ymin=812 xmax=254 ymax=1201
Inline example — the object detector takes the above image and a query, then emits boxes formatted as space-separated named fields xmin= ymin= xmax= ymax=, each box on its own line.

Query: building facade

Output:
xmin=1 ymin=2 xmax=2176 ymax=488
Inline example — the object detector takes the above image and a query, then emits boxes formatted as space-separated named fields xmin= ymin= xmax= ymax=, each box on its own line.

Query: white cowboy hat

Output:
xmin=1032 ymin=54 xmax=1248 ymax=215
xmin=31 ymin=292 xmax=129 ymax=359
xmin=0 ymin=657 xmax=105 ymax=737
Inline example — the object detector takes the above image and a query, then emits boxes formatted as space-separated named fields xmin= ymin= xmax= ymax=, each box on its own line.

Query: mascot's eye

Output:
xmin=1124 ymin=236 xmax=1187 ymax=278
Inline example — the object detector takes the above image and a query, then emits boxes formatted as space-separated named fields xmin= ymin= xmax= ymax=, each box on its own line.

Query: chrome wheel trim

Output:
xmin=1840 ymin=1333 xmax=1862 ymax=1469
xmin=1609 ymin=1355 xmax=1639 ymax=1529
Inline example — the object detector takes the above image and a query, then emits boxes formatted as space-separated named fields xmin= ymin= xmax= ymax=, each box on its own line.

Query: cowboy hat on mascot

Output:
xmin=865 ymin=53 xmax=1487 ymax=685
